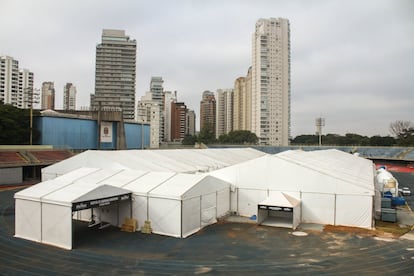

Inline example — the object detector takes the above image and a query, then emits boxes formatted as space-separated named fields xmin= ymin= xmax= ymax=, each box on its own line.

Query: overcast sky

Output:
xmin=1 ymin=0 xmax=413 ymax=137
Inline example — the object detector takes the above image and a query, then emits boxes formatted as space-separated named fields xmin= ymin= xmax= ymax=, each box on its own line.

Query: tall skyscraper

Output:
xmin=137 ymin=91 xmax=160 ymax=148
xmin=233 ymin=67 xmax=252 ymax=132
xmin=200 ymin=90 xmax=216 ymax=135
xmin=0 ymin=56 xmax=19 ymax=105
xmin=163 ymin=90 xmax=177 ymax=142
xmin=171 ymin=102 xmax=187 ymax=142
xmin=186 ymin=110 xmax=196 ymax=136
xmin=41 ymin=81 xmax=55 ymax=110
xmin=91 ymin=29 xmax=137 ymax=120
xmin=63 ymin=83 xmax=76 ymax=110
xmin=149 ymin=77 xmax=165 ymax=143
xmin=215 ymin=88 xmax=233 ymax=139
xmin=1 ymin=56 xmax=33 ymax=109
xmin=18 ymin=69 xmax=34 ymax=109
xmin=252 ymin=18 xmax=290 ymax=146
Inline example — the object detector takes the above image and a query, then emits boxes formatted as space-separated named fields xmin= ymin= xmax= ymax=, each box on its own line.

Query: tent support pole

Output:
xmin=130 ymin=197 xmax=132 ymax=218
xmin=40 ymin=202 xmax=43 ymax=242
xmin=117 ymin=202 xmax=119 ymax=227
xmin=216 ymin=191 xmax=218 ymax=218
xmin=181 ymin=200 xmax=183 ymax=238
xmin=334 ymin=194 xmax=337 ymax=226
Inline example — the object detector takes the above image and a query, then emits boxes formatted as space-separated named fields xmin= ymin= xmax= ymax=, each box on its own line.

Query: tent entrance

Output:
xmin=257 ymin=193 xmax=301 ymax=230
xmin=71 ymin=185 xmax=132 ymax=248
xmin=258 ymin=205 xmax=294 ymax=228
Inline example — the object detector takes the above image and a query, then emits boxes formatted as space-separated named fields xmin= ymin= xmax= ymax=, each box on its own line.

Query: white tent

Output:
xmin=41 ymin=148 xmax=265 ymax=180
xmin=14 ymin=168 xmax=133 ymax=249
xmin=15 ymin=167 xmax=230 ymax=249
xmin=210 ymin=149 xmax=376 ymax=229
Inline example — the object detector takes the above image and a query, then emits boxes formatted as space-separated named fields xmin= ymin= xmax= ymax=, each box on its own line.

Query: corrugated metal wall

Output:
xmin=35 ymin=117 xmax=149 ymax=150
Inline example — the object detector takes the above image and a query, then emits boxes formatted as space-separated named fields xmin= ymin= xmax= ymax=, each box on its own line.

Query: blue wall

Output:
xmin=36 ymin=117 xmax=97 ymax=149
xmin=35 ymin=116 xmax=150 ymax=150
xmin=125 ymin=123 xmax=150 ymax=149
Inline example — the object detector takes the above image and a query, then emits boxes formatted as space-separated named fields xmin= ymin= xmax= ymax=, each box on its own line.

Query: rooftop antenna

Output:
xmin=315 ymin=117 xmax=325 ymax=147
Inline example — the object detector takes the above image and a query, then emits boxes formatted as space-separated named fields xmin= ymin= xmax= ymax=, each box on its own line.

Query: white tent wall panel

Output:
xmin=182 ymin=197 xmax=201 ymax=238
xmin=41 ymin=203 xmax=72 ymax=250
xmin=132 ymin=195 xmax=148 ymax=229
xmin=97 ymin=205 xmax=119 ymax=227
xmin=148 ymin=197 xmax=181 ymax=237
xmin=118 ymin=200 xmax=132 ymax=227
xmin=335 ymin=195 xmax=373 ymax=229
xmin=293 ymin=205 xmax=301 ymax=230
xmin=301 ymin=193 xmax=335 ymax=224
xmin=73 ymin=209 xmax=92 ymax=222
xmin=201 ymin=192 xmax=217 ymax=227
xmin=230 ymin=189 xmax=238 ymax=213
xmin=15 ymin=199 xmax=41 ymax=242
xmin=217 ymin=188 xmax=230 ymax=217
xmin=237 ymin=188 xmax=268 ymax=217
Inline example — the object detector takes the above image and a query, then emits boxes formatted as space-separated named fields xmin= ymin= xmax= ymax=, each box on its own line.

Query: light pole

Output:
xmin=315 ymin=117 xmax=325 ymax=147
xmin=27 ymin=87 xmax=39 ymax=145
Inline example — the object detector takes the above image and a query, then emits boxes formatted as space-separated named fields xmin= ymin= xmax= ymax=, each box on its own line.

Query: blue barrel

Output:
xmin=391 ymin=197 xmax=406 ymax=206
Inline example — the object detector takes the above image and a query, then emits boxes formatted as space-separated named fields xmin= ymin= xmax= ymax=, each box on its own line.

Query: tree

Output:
xmin=369 ymin=135 xmax=396 ymax=146
xmin=0 ymin=103 xmax=39 ymax=144
xmin=389 ymin=120 xmax=413 ymax=139
xmin=198 ymin=125 xmax=216 ymax=144
xmin=219 ymin=130 xmax=258 ymax=144
xmin=182 ymin=135 xmax=197 ymax=145
xmin=389 ymin=120 xmax=414 ymax=146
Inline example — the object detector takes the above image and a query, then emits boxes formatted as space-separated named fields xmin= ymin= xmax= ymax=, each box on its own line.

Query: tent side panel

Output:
xmin=182 ymin=197 xmax=201 ymax=238
xmin=148 ymin=197 xmax=181 ymax=238
xmin=335 ymin=195 xmax=373 ymax=229
xmin=133 ymin=195 xmax=147 ymax=230
xmin=217 ymin=188 xmax=230 ymax=217
xmin=41 ymin=203 xmax=72 ymax=250
xmin=15 ymin=199 xmax=41 ymax=242
xmin=117 ymin=200 xmax=131 ymax=227
xmin=201 ymin=192 xmax=217 ymax=227
xmin=230 ymin=188 xmax=238 ymax=213
xmin=293 ymin=205 xmax=301 ymax=230
xmin=237 ymin=188 xmax=268 ymax=217
xmin=301 ymin=193 xmax=335 ymax=225
xmin=73 ymin=209 xmax=92 ymax=222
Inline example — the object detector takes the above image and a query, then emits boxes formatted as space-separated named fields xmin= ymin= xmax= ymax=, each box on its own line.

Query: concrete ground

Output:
xmin=2 ymin=188 xmax=414 ymax=275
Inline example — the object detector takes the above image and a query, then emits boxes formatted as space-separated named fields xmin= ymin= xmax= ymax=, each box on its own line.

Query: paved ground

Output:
xmin=2 ymin=173 xmax=414 ymax=275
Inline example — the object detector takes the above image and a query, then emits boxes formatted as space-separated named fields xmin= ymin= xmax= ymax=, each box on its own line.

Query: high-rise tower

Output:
xmin=63 ymin=83 xmax=77 ymax=110
xmin=200 ymin=90 xmax=216 ymax=135
xmin=91 ymin=29 xmax=137 ymax=120
xmin=252 ymin=18 xmax=290 ymax=146
xmin=41 ymin=81 xmax=55 ymax=110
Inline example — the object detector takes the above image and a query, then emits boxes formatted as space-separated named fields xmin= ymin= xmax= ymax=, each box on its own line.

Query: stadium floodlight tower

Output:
xmin=315 ymin=117 xmax=325 ymax=147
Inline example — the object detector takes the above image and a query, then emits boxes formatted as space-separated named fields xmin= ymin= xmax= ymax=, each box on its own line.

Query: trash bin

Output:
xmin=381 ymin=198 xmax=392 ymax=208
xmin=381 ymin=208 xmax=396 ymax=222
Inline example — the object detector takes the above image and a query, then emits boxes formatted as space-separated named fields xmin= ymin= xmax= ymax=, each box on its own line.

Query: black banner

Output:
xmin=72 ymin=193 xmax=131 ymax=211
xmin=258 ymin=205 xmax=293 ymax=212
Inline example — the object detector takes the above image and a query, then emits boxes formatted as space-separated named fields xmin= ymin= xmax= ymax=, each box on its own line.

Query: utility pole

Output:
xmin=315 ymin=117 xmax=325 ymax=147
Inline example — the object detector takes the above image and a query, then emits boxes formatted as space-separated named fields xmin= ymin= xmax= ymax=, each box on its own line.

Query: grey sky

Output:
xmin=1 ymin=0 xmax=413 ymax=137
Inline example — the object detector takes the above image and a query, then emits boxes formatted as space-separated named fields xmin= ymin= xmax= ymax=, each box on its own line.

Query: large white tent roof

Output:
xmin=16 ymin=167 xmax=230 ymax=206
xmin=210 ymin=149 xmax=375 ymax=195
xmin=42 ymin=148 xmax=265 ymax=180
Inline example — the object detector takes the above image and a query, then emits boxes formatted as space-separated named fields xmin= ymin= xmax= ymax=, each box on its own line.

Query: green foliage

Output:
xmin=291 ymin=133 xmax=396 ymax=146
xmin=219 ymin=130 xmax=258 ymax=144
xmin=0 ymin=103 xmax=39 ymax=144
xmin=182 ymin=135 xmax=197 ymax=145
xmin=198 ymin=125 xmax=216 ymax=144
